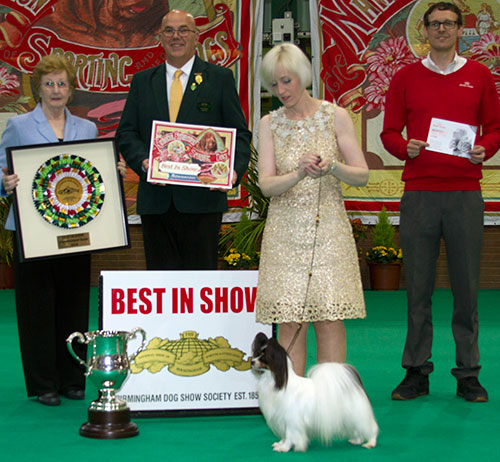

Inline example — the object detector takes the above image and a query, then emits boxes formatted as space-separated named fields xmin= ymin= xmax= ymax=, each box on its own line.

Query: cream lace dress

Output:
xmin=255 ymin=101 xmax=366 ymax=324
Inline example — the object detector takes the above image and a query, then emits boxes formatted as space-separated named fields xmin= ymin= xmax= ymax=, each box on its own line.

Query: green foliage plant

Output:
xmin=372 ymin=207 xmax=395 ymax=248
xmin=219 ymin=145 xmax=269 ymax=265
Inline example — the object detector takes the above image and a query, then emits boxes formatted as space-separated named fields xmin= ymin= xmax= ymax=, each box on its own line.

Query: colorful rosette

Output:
xmin=32 ymin=154 xmax=105 ymax=228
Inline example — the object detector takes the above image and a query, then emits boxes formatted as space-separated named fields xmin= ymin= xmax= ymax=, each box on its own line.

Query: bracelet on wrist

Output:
xmin=328 ymin=159 xmax=337 ymax=175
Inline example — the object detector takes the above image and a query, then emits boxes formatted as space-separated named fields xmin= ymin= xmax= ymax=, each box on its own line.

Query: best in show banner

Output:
xmin=315 ymin=0 xmax=500 ymax=223
xmin=0 ymin=0 xmax=263 ymax=215
xmin=100 ymin=270 xmax=272 ymax=414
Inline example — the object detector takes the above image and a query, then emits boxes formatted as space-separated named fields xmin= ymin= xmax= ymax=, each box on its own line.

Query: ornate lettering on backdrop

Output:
xmin=317 ymin=0 xmax=500 ymax=223
xmin=0 ymin=0 xmax=261 ymax=214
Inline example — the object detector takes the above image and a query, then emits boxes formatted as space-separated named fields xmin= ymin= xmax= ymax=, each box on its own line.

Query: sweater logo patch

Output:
xmin=459 ymin=81 xmax=474 ymax=89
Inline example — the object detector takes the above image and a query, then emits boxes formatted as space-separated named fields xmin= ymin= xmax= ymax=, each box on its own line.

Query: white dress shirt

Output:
xmin=422 ymin=52 xmax=467 ymax=75
xmin=166 ymin=56 xmax=196 ymax=101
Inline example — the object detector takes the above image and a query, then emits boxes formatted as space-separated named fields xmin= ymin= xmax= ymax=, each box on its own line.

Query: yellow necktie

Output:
xmin=169 ymin=69 xmax=183 ymax=122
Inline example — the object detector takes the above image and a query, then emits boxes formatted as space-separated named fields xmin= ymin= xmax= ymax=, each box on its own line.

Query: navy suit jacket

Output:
xmin=0 ymin=104 xmax=98 ymax=229
xmin=116 ymin=56 xmax=252 ymax=215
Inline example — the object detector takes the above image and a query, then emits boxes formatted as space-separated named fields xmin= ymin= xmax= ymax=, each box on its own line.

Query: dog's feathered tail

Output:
xmin=307 ymin=363 xmax=379 ymax=447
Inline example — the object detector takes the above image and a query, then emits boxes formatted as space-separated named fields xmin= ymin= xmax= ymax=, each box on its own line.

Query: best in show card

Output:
xmin=147 ymin=121 xmax=236 ymax=189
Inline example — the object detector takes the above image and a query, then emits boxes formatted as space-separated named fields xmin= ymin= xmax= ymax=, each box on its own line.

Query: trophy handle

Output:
xmin=66 ymin=331 xmax=89 ymax=368
xmin=127 ymin=327 xmax=147 ymax=361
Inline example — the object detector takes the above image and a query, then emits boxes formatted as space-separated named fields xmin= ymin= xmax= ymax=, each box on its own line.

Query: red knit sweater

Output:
xmin=381 ymin=59 xmax=500 ymax=191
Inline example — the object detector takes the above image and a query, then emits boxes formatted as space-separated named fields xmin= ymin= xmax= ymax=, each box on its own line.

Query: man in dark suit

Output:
xmin=116 ymin=9 xmax=251 ymax=270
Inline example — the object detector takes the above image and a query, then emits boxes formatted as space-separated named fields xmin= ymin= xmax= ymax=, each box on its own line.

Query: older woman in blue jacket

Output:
xmin=0 ymin=55 xmax=98 ymax=406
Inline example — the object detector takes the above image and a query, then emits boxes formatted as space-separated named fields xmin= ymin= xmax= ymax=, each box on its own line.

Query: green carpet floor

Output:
xmin=1 ymin=288 xmax=499 ymax=461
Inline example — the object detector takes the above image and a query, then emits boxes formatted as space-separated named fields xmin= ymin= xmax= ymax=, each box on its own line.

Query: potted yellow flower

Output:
xmin=221 ymin=248 xmax=260 ymax=270
xmin=365 ymin=207 xmax=402 ymax=290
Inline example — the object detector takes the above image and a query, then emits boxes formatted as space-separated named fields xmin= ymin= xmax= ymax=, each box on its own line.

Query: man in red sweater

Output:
xmin=381 ymin=2 xmax=500 ymax=403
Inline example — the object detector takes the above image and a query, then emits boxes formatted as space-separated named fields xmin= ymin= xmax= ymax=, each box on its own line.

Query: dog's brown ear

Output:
xmin=256 ymin=332 xmax=268 ymax=341
xmin=266 ymin=338 xmax=288 ymax=390
xmin=252 ymin=332 xmax=269 ymax=354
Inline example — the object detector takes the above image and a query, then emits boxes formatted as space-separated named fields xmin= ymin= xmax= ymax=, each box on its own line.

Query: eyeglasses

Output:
xmin=161 ymin=27 xmax=197 ymax=38
xmin=426 ymin=20 xmax=458 ymax=30
xmin=42 ymin=81 xmax=69 ymax=89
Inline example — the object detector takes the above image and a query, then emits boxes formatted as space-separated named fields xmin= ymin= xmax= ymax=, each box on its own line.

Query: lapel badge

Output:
xmin=190 ymin=83 xmax=197 ymax=91
xmin=195 ymin=73 xmax=203 ymax=85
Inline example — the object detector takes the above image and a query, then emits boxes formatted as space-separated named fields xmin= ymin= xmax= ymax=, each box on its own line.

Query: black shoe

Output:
xmin=38 ymin=392 xmax=61 ymax=406
xmin=391 ymin=368 xmax=429 ymax=400
xmin=63 ymin=389 xmax=85 ymax=400
xmin=457 ymin=377 xmax=488 ymax=402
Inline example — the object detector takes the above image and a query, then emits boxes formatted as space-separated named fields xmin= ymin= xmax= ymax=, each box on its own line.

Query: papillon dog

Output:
xmin=251 ymin=332 xmax=379 ymax=452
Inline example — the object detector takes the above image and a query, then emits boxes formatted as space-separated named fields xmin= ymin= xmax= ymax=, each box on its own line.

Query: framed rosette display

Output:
xmin=6 ymin=139 xmax=129 ymax=261
xmin=147 ymin=121 xmax=236 ymax=189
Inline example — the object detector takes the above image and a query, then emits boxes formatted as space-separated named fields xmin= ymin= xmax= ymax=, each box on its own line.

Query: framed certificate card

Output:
xmin=6 ymin=138 xmax=129 ymax=261
xmin=147 ymin=121 xmax=236 ymax=189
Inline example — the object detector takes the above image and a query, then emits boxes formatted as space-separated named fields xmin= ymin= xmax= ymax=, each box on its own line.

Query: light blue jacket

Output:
xmin=0 ymin=104 xmax=98 ymax=230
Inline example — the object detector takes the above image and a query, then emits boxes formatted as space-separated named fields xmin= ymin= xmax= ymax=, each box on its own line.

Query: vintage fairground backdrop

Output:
xmin=1 ymin=0 xmax=499 ymax=288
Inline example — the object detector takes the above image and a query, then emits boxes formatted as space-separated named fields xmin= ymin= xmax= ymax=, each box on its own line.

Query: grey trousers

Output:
xmin=399 ymin=190 xmax=484 ymax=379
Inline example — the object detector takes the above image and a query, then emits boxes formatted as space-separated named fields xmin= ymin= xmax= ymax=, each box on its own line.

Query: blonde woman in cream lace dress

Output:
xmin=256 ymin=44 xmax=369 ymax=376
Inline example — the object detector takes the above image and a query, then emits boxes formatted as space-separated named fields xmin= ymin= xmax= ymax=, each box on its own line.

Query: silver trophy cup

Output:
xmin=67 ymin=328 xmax=146 ymax=439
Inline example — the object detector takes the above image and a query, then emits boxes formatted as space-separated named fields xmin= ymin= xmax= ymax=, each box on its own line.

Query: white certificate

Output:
xmin=426 ymin=118 xmax=477 ymax=158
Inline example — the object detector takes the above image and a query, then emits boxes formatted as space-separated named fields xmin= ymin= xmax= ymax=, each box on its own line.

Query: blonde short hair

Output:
xmin=32 ymin=55 xmax=77 ymax=102
xmin=260 ymin=43 xmax=312 ymax=93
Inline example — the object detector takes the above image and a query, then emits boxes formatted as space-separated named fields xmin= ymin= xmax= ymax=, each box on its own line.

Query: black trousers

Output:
xmin=13 ymin=249 xmax=90 ymax=396
xmin=399 ymin=190 xmax=484 ymax=379
xmin=141 ymin=206 xmax=223 ymax=270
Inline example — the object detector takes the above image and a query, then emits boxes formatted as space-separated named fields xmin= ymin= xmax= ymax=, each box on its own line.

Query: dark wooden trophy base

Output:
xmin=79 ymin=408 xmax=139 ymax=439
